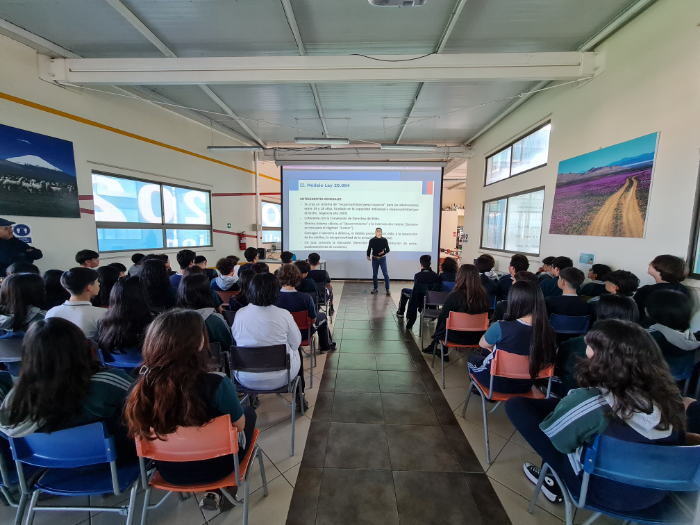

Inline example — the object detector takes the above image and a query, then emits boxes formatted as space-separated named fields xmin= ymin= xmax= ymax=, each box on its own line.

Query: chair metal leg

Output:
xmin=290 ymin=381 xmax=297 ymax=457
xmin=124 ymin=482 xmax=139 ymax=525
xmin=257 ymin=446 xmax=269 ymax=497
xmin=22 ymin=491 xmax=38 ymax=525
xmin=140 ymin=487 xmax=152 ymax=525
xmin=309 ymin=340 xmax=314 ymax=390
xmin=13 ymin=493 xmax=27 ymax=525
xmin=480 ymin=392 xmax=491 ymax=465
xmin=528 ymin=462 xmax=549 ymax=513
xmin=242 ymin=472 xmax=251 ymax=525
xmin=431 ymin=342 xmax=438 ymax=368
xmin=462 ymin=381 xmax=474 ymax=418
xmin=580 ymin=511 xmax=602 ymax=525
xmin=441 ymin=345 xmax=446 ymax=389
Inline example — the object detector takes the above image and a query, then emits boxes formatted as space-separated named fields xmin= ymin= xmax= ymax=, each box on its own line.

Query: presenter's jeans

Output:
xmin=372 ymin=257 xmax=390 ymax=291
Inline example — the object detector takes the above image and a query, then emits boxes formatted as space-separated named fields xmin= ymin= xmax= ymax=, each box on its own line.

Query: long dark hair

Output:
xmin=0 ymin=273 xmax=47 ymax=331
xmin=140 ymin=258 xmax=171 ymax=297
xmin=4 ymin=318 xmax=99 ymax=431
xmin=177 ymin=274 xmax=214 ymax=310
xmin=92 ymin=266 xmax=121 ymax=307
xmin=98 ymin=277 xmax=153 ymax=354
xmin=124 ymin=309 xmax=211 ymax=440
xmin=577 ymin=320 xmax=686 ymax=431
xmin=452 ymin=264 xmax=490 ymax=314
xmin=43 ymin=270 xmax=70 ymax=309
xmin=504 ymin=280 xmax=556 ymax=379
xmin=236 ymin=269 xmax=256 ymax=301
xmin=248 ymin=273 xmax=280 ymax=306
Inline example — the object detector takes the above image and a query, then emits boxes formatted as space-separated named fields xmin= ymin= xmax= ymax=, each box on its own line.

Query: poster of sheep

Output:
xmin=0 ymin=123 xmax=79 ymax=218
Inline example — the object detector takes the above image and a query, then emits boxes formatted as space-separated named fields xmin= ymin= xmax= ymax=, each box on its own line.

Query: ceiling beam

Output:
xmin=0 ymin=18 xmax=79 ymax=57
xmin=104 ymin=0 xmax=266 ymax=147
xmin=395 ymin=0 xmax=467 ymax=144
xmin=261 ymin=146 xmax=469 ymax=163
xmin=279 ymin=0 xmax=329 ymax=138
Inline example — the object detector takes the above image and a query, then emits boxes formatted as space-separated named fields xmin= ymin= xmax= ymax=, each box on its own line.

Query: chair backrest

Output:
xmin=0 ymin=332 xmax=24 ymax=362
xmin=314 ymin=281 xmax=328 ymax=300
xmin=549 ymin=314 xmax=590 ymax=334
xmin=9 ymin=422 xmax=116 ymax=468
xmin=445 ymin=311 xmax=489 ymax=332
xmin=291 ymin=310 xmax=312 ymax=330
xmin=441 ymin=281 xmax=455 ymax=292
xmin=216 ymin=290 xmax=239 ymax=303
xmin=135 ymin=414 xmax=238 ymax=461
xmin=305 ymin=291 xmax=319 ymax=310
xmin=222 ymin=309 xmax=236 ymax=327
xmin=107 ymin=351 xmax=143 ymax=370
xmin=490 ymin=350 xmax=554 ymax=380
xmin=208 ymin=342 xmax=223 ymax=371
xmin=488 ymin=294 xmax=497 ymax=309
xmin=425 ymin=291 xmax=449 ymax=308
xmin=229 ymin=344 xmax=290 ymax=374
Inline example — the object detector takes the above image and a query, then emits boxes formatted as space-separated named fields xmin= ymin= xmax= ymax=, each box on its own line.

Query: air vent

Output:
xmin=368 ymin=0 xmax=427 ymax=6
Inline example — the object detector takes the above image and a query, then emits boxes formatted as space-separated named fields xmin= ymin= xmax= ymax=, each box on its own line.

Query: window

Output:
xmin=480 ymin=188 xmax=545 ymax=255
xmin=261 ymin=200 xmax=281 ymax=244
xmin=92 ymin=171 xmax=212 ymax=252
xmin=484 ymin=122 xmax=551 ymax=186
xmin=687 ymin=175 xmax=700 ymax=278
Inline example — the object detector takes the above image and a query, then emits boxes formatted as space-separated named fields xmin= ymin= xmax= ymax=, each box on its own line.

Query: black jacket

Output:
xmin=0 ymin=237 xmax=43 ymax=277
xmin=367 ymin=237 xmax=390 ymax=258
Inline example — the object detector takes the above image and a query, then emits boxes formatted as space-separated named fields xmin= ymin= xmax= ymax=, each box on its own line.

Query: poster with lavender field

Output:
xmin=549 ymin=133 xmax=658 ymax=238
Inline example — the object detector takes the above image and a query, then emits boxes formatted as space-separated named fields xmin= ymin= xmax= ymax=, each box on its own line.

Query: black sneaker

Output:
xmin=422 ymin=345 xmax=435 ymax=354
xmin=396 ymin=312 xmax=405 ymax=318
xmin=523 ymin=462 xmax=563 ymax=503
xmin=386 ymin=291 xmax=391 ymax=296
xmin=370 ymin=289 xmax=379 ymax=294
xmin=321 ymin=342 xmax=337 ymax=352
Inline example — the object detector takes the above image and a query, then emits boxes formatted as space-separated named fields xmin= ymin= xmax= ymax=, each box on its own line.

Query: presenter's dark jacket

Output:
xmin=367 ymin=237 xmax=390 ymax=258
xmin=0 ymin=237 xmax=43 ymax=277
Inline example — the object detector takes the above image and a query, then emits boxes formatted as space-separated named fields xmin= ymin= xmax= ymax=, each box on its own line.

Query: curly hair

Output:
xmin=278 ymin=263 xmax=302 ymax=288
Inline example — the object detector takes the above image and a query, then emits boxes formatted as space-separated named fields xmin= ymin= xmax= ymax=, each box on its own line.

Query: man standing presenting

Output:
xmin=367 ymin=228 xmax=391 ymax=295
xmin=0 ymin=218 xmax=42 ymax=277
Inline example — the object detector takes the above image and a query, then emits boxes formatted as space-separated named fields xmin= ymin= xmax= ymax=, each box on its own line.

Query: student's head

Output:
xmin=194 ymin=255 xmax=208 ymax=269
xmin=5 ymin=261 xmax=40 ymax=277
xmin=596 ymin=294 xmax=639 ymax=323
xmin=215 ymin=257 xmax=235 ymax=277
xmin=42 ymin=269 xmax=70 ymax=309
xmin=125 ymin=309 xmax=211 ymax=439
xmin=237 ymin=269 xmax=255 ymax=298
xmin=578 ymin=320 xmax=685 ymax=432
xmin=604 ymin=270 xmax=640 ymax=296
xmin=419 ymin=255 xmax=432 ymax=269
xmin=588 ymin=264 xmax=611 ymax=282
xmin=646 ymin=290 xmax=692 ymax=331
xmin=176 ymin=249 xmax=197 ymax=270
xmin=182 ymin=265 xmax=204 ymax=278
xmin=75 ymin=249 xmax=100 ymax=268
xmin=226 ymin=255 xmax=240 ymax=267
xmin=0 ymin=273 xmax=46 ymax=330
xmin=280 ymin=251 xmax=294 ymax=264
xmin=375 ymin=228 xmax=383 ymax=238
xmin=558 ymin=267 xmax=584 ymax=292
xmin=131 ymin=253 xmax=145 ymax=266
xmin=60 ymin=267 xmax=100 ymax=298
xmin=177 ymin=274 xmax=215 ymax=310
xmin=99 ymin=277 xmax=153 ymax=354
xmin=308 ymin=253 xmax=321 ymax=267
xmin=251 ymin=262 xmax=269 ymax=274
xmin=93 ymin=265 xmax=121 ymax=307
xmin=294 ymin=260 xmax=311 ymax=278
xmin=4 ymin=318 xmax=97 ymax=432
xmin=140 ymin=258 xmax=170 ymax=295
xmin=475 ymin=254 xmax=495 ymax=274
xmin=107 ymin=262 xmax=127 ymax=277
xmin=550 ymin=256 xmax=573 ymax=277
xmin=505 ymin=281 xmax=556 ymax=379
xmin=513 ymin=271 xmax=538 ymax=284
xmin=441 ymin=257 xmax=458 ymax=274
xmin=160 ymin=254 xmax=171 ymax=270
xmin=453 ymin=264 xmax=490 ymax=313
xmin=541 ymin=256 xmax=555 ymax=272
xmin=248 ymin=273 xmax=280 ymax=306
xmin=648 ymin=255 xmax=688 ymax=284
xmin=244 ymin=247 xmax=259 ymax=263
xmin=508 ymin=254 xmax=529 ymax=277
xmin=278 ymin=263 xmax=302 ymax=288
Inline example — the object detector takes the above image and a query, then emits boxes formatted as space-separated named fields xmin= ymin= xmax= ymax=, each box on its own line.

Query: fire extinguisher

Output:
xmin=239 ymin=232 xmax=247 ymax=251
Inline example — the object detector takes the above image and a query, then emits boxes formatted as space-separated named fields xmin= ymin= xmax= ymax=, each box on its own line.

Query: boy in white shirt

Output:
xmin=45 ymin=267 xmax=106 ymax=339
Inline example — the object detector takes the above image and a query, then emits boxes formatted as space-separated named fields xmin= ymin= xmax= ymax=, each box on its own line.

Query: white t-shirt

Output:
xmin=45 ymin=301 xmax=107 ymax=340
xmin=231 ymin=304 xmax=302 ymax=390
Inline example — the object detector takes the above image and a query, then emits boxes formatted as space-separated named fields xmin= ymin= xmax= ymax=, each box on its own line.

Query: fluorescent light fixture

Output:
xmin=207 ymin=146 xmax=263 ymax=151
xmin=294 ymin=137 xmax=350 ymax=145
xmin=380 ymin=143 xmax=438 ymax=152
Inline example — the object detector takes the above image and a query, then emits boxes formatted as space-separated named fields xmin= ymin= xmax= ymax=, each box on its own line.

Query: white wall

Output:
xmin=0 ymin=35 xmax=260 ymax=271
xmin=442 ymin=189 xmax=466 ymax=208
xmin=462 ymin=0 xmax=700 ymax=292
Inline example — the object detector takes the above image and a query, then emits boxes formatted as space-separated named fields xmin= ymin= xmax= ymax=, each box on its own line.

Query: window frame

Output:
xmin=479 ymin=186 xmax=546 ymax=256
xmin=483 ymin=121 xmax=551 ymax=187
xmin=92 ymin=169 xmax=213 ymax=254
xmin=686 ymin=166 xmax=700 ymax=279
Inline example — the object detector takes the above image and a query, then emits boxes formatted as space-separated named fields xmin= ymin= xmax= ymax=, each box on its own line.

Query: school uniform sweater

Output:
xmin=647 ymin=324 xmax=700 ymax=378
xmin=580 ymin=281 xmax=607 ymax=297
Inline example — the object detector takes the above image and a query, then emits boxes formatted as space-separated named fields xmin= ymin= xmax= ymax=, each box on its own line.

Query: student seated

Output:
xmin=496 ymin=254 xmax=529 ymax=300
xmin=438 ymin=257 xmax=459 ymax=285
xmin=107 ymin=262 xmax=127 ymax=278
xmin=43 ymin=269 xmax=70 ymax=310
xmin=554 ymin=295 xmax=639 ymax=395
xmin=506 ymin=320 xmax=686 ymax=509
xmin=307 ymin=252 xmax=334 ymax=312
xmin=140 ymin=258 xmax=178 ymax=309
xmin=539 ymin=256 xmax=573 ymax=298
xmin=45 ymin=267 xmax=107 ymax=339
xmin=170 ymin=249 xmax=196 ymax=288
xmin=98 ymin=277 xmax=153 ymax=356
xmin=239 ymin=247 xmax=259 ymax=272
xmin=231 ymin=273 xmax=306 ymax=410
xmin=475 ymin=254 xmax=498 ymax=297
xmin=397 ymin=255 xmax=441 ymax=328
xmin=229 ymin=270 xmax=255 ymax=313
xmin=5 ymin=261 xmax=40 ymax=276
xmin=124 ymin=310 xmax=256 ymax=512
xmin=128 ymin=253 xmax=145 ymax=277
xmin=226 ymin=255 xmax=241 ymax=280
xmin=178 ymin=274 xmax=233 ymax=350
xmin=276 ymin=264 xmax=335 ymax=352
xmin=646 ymin=290 xmax=699 ymax=380
xmin=580 ymin=264 xmax=611 ymax=297
xmin=492 ymin=271 xmax=538 ymax=322
xmin=76 ymin=249 xmax=100 ymax=268
xmin=274 ymin=251 xmax=294 ymax=277
xmin=468 ymin=281 xmax=556 ymax=394
xmin=182 ymin=266 xmax=224 ymax=311
xmin=635 ymin=254 xmax=689 ymax=326
xmin=0 ymin=318 xmax=134 ymax=462
xmin=536 ymin=256 xmax=556 ymax=282
xmin=251 ymin=262 xmax=270 ymax=274
xmin=194 ymin=256 xmax=215 ymax=281
xmin=211 ymin=258 xmax=240 ymax=292
xmin=545 ymin=267 xmax=588 ymax=317
xmin=92 ymin=265 xmax=121 ymax=308
xmin=293 ymin=261 xmax=318 ymax=295
xmin=597 ymin=269 xmax=639 ymax=299
xmin=424 ymin=264 xmax=490 ymax=361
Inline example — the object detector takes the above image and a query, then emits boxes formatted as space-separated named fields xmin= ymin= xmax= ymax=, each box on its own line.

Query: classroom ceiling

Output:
xmin=0 ymin=0 xmax=647 ymax=153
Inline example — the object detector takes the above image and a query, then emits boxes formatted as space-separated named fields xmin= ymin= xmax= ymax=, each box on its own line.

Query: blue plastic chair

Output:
xmin=529 ymin=434 xmax=700 ymax=525
xmin=99 ymin=348 xmax=143 ymax=372
xmin=488 ymin=295 xmax=497 ymax=309
xmin=9 ymin=422 xmax=141 ymax=525
xmin=441 ymin=281 xmax=455 ymax=292
xmin=549 ymin=314 xmax=590 ymax=335
xmin=0 ymin=433 xmax=41 ymax=525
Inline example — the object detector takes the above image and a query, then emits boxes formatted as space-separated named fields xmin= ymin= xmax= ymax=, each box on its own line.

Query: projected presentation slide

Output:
xmin=282 ymin=164 xmax=443 ymax=280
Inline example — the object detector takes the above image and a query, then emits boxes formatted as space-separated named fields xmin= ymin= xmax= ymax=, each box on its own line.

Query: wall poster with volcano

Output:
xmin=0 ymin=123 xmax=80 ymax=218
xmin=549 ymin=132 xmax=658 ymax=238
